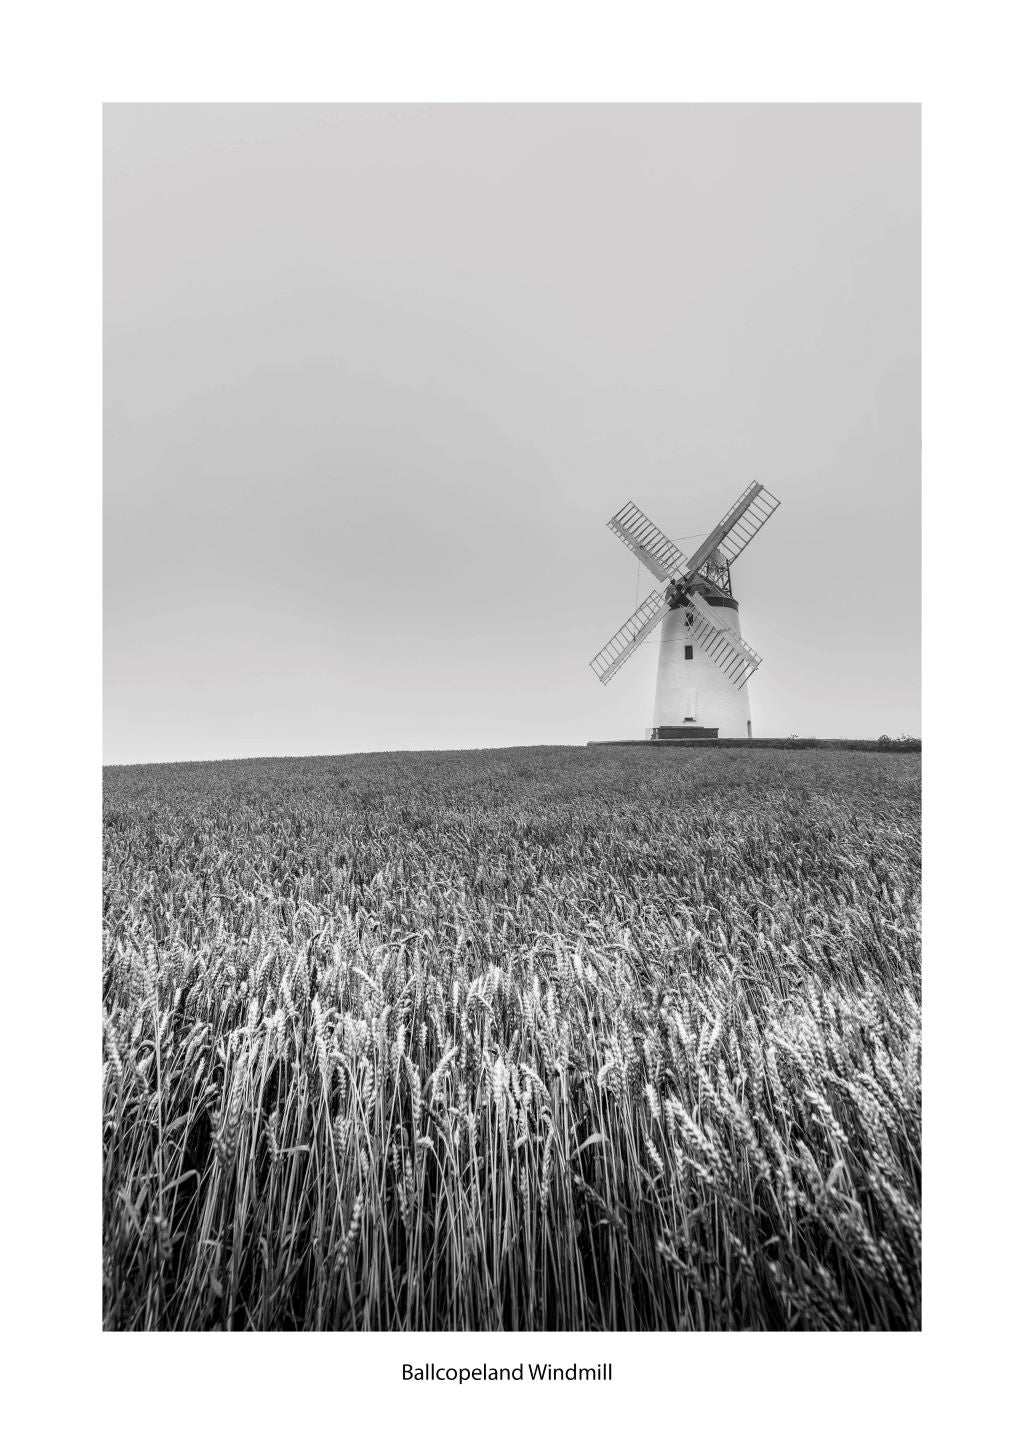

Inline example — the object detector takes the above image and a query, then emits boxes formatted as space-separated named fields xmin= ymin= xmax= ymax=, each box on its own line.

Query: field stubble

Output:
xmin=102 ymin=746 xmax=921 ymax=1331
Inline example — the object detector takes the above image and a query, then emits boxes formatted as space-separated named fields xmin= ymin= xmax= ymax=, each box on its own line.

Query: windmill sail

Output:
xmin=683 ymin=590 xmax=762 ymax=688
xmin=590 ymin=587 xmax=672 ymax=685
xmin=685 ymin=482 xmax=781 ymax=575
xmin=607 ymin=502 xmax=689 ymax=583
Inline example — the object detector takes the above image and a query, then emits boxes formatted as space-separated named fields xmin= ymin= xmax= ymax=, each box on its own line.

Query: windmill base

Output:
xmin=588 ymin=737 xmax=721 ymax=747
xmin=589 ymin=726 xmax=721 ymax=746
xmin=649 ymin=725 xmax=720 ymax=740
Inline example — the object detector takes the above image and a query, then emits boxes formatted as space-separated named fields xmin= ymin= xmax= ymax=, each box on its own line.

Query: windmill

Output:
xmin=590 ymin=482 xmax=781 ymax=739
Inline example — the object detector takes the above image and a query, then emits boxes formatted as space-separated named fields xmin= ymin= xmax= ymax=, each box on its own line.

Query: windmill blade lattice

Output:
xmin=685 ymin=482 xmax=781 ymax=575
xmin=683 ymin=590 xmax=762 ymax=688
xmin=589 ymin=587 xmax=672 ymax=685
xmin=607 ymin=502 xmax=689 ymax=583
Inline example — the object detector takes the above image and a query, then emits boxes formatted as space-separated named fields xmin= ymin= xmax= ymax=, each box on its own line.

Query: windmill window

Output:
xmin=684 ymin=644 xmax=693 ymax=660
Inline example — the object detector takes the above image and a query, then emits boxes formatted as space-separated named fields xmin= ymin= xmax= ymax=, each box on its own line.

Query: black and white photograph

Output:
xmin=10 ymin=0 xmax=1024 ymax=1427
xmin=101 ymin=102 xmax=922 ymax=1333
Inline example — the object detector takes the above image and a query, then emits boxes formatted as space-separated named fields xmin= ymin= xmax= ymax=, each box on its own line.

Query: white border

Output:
xmin=4 ymin=2 xmax=1021 ymax=1430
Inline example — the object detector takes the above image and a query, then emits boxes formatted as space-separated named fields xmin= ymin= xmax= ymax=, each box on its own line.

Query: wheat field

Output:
xmin=102 ymin=746 xmax=921 ymax=1331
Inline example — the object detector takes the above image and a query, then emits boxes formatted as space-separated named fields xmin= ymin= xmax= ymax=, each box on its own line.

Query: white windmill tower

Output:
xmin=590 ymin=482 xmax=781 ymax=739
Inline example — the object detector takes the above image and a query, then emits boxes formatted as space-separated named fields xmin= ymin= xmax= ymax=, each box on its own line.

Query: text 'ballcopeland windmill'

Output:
xmin=590 ymin=483 xmax=781 ymax=739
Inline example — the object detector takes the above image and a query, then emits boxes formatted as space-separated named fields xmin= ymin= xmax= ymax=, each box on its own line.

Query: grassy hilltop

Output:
xmin=102 ymin=746 xmax=921 ymax=1331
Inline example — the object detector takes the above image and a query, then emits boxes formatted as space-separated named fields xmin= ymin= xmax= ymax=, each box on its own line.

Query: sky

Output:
xmin=104 ymin=104 xmax=920 ymax=765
